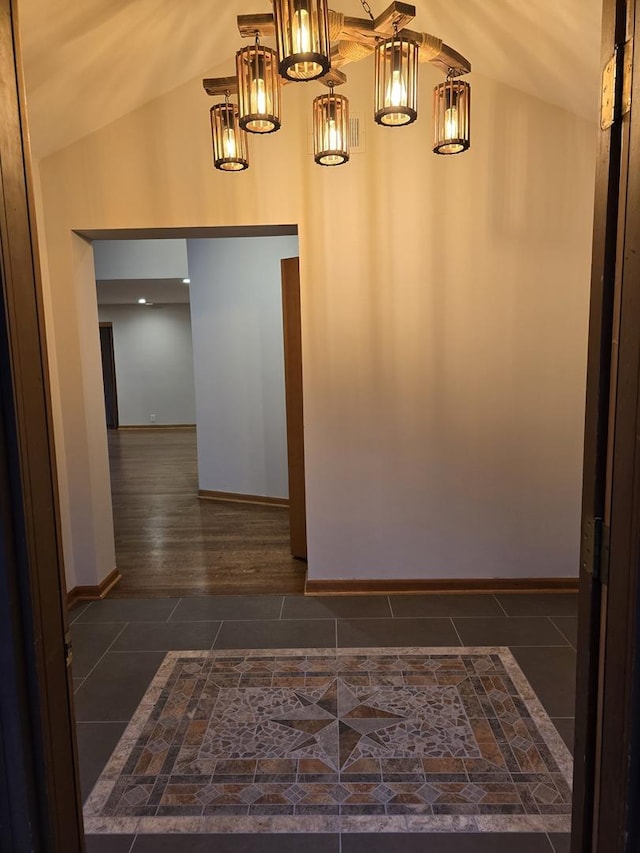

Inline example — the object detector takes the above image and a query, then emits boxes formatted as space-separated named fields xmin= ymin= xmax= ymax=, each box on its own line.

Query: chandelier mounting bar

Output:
xmin=203 ymin=76 xmax=240 ymax=97
xmin=237 ymin=14 xmax=276 ymax=38
xmin=318 ymin=67 xmax=348 ymax=87
xmin=371 ymin=2 xmax=415 ymax=35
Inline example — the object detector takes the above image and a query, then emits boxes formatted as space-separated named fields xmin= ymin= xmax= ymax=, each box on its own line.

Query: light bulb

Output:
xmin=319 ymin=114 xmax=344 ymax=165
xmin=327 ymin=118 xmax=338 ymax=151
xmin=293 ymin=8 xmax=311 ymax=53
xmin=444 ymin=106 xmax=458 ymax=140
xmin=386 ymin=69 xmax=407 ymax=107
xmin=223 ymin=127 xmax=237 ymax=159
xmin=252 ymin=77 xmax=268 ymax=114
xmin=138 ymin=298 xmax=146 ymax=304
xmin=248 ymin=76 xmax=272 ymax=131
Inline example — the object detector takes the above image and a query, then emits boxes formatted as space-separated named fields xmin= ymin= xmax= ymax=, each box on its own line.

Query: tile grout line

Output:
xmin=548 ymin=615 xmax=577 ymax=649
xmin=104 ymin=613 xmax=583 ymax=624
xmin=150 ymin=619 xmax=230 ymax=625
xmin=211 ymin=621 xmax=224 ymax=650
xmin=77 ymin=622 xmax=130 ymax=685
xmin=166 ymin=598 xmax=182 ymax=623
xmin=450 ymin=617 xmax=465 ymax=647
xmin=493 ymin=594 xmax=510 ymax=617
xmin=69 ymin=602 xmax=89 ymax=625
xmin=492 ymin=644 xmax=572 ymax=648
xmin=262 ymin=614 xmax=574 ymax=622
xmin=223 ymin=615 xmax=453 ymax=623
xmin=77 ymin=719 xmax=132 ymax=724
xmin=101 ymin=642 xmax=574 ymax=653
xmin=335 ymin=619 xmax=338 ymax=648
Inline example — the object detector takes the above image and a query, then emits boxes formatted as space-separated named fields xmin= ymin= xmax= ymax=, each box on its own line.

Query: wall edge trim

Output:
xmin=67 ymin=568 xmax=122 ymax=607
xmin=116 ymin=424 xmax=196 ymax=430
xmin=198 ymin=489 xmax=289 ymax=508
xmin=304 ymin=577 xmax=579 ymax=595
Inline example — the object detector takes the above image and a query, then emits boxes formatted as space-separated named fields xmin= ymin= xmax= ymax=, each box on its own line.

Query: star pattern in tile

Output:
xmin=272 ymin=679 xmax=407 ymax=770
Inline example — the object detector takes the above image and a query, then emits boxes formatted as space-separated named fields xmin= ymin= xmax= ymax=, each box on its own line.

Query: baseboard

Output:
xmin=67 ymin=567 xmax=122 ymax=607
xmin=304 ymin=577 xmax=579 ymax=595
xmin=198 ymin=489 xmax=289 ymax=508
xmin=117 ymin=424 xmax=196 ymax=430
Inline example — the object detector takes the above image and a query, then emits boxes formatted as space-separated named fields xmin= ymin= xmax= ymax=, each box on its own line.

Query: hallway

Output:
xmin=72 ymin=590 xmax=575 ymax=852
xmin=108 ymin=428 xmax=305 ymax=596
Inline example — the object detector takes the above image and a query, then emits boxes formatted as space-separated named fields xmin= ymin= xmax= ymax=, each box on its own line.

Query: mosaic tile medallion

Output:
xmin=84 ymin=647 xmax=573 ymax=834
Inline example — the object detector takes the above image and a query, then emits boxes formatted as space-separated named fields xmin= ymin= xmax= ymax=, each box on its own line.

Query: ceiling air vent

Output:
xmin=349 ymin=115 xmax=363 ymax=152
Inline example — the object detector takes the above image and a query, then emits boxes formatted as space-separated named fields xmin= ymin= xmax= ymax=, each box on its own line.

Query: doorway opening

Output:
xmin=88 ymin=226 xmax=307 ymax=596
xmin=99 ymin=322 xmax=119 ymax=429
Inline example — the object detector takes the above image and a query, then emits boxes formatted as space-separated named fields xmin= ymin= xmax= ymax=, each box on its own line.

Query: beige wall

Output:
xmin=36 ymin=58 xmax=596 ymax=587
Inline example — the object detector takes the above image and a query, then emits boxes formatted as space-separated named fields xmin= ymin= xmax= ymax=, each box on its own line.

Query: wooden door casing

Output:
xmin=573 ymin=0 xmax=640 ymax=849
xmin=0 ymin=0 xmax=84 ymax=849
xmin=281 ymin=258 xmax=307 ymax=561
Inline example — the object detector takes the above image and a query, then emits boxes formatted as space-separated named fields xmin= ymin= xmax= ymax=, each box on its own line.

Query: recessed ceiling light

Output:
xmin=138 ymin=298 xmax=147 ymax=304
xmin=182 ymin=278 xmax=191 ymax=284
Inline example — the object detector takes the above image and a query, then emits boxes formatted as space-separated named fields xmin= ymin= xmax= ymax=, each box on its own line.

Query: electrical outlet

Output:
xmin=150 ymin=413 xmax=156 ymax=423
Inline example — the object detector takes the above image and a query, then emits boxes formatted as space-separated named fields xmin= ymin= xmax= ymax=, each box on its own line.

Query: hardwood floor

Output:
xmin=107 ymin=428 xmax=306 ymax=597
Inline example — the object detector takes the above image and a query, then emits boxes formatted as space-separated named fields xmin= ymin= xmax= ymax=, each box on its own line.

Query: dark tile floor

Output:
xmin=72 ymin=592 xmax=577 ymax=853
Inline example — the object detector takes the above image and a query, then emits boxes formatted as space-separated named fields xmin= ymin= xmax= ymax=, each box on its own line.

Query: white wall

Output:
xmin=93 ymin=238 xmax=188 ymax=279
xmin=35 ymin=61 xmax=597 ymax=587
xmin=98 ymin=303 xmax=196 ymax=426
xmin=187 ymin=236 xmax=298 ymax=499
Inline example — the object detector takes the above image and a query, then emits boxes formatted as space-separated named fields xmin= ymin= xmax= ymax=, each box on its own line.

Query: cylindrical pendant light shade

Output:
xmin=236 ymin=44 xmax=281 ymax=133
xmin=313 ymin=91 xmax=349 ymax=166
xmin=273 ymin=0 xmax=331 ymax=81
xmin=374 ymin=32 xmax=418 ymax=126
xmin=433 ymin=78 xmax=471 ymax=154
xmin=210 ymin=102 xmax=249 ymax=171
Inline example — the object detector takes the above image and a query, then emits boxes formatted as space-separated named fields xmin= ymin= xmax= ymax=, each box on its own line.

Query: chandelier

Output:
xmin=203 ymin=1 xmax=471 ymax=171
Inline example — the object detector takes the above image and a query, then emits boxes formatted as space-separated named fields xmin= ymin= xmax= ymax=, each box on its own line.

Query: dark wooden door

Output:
xmin=99 ymin=322 xmax=119 ymax=428
xmin=281 ymin=258 xmax=307 ymax=560
xmin=572 ymin=0 xmax=640 ymax=849
xmin=0 ymin=0 xmax=84 ymax=849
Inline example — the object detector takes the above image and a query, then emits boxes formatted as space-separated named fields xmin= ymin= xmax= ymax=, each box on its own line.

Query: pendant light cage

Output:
xmin=374 ymin=32 xmax=418 ymax=126
xmin=313 ymin=90 xmax=350 ymax=166
xmin=236 ymin=43 xmax=281 ymax=134
xmin=273 ymin=0 xmax=331 ymax=81
xmin=210 ymin=101 xmax=249 ymax=171
xmin=433 ymin=78 xmax=471 ymax=154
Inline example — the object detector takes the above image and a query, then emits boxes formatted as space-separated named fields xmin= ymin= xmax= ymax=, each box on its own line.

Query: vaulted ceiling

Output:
xmin=18 ymin=0 xmax=602 ymax=159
